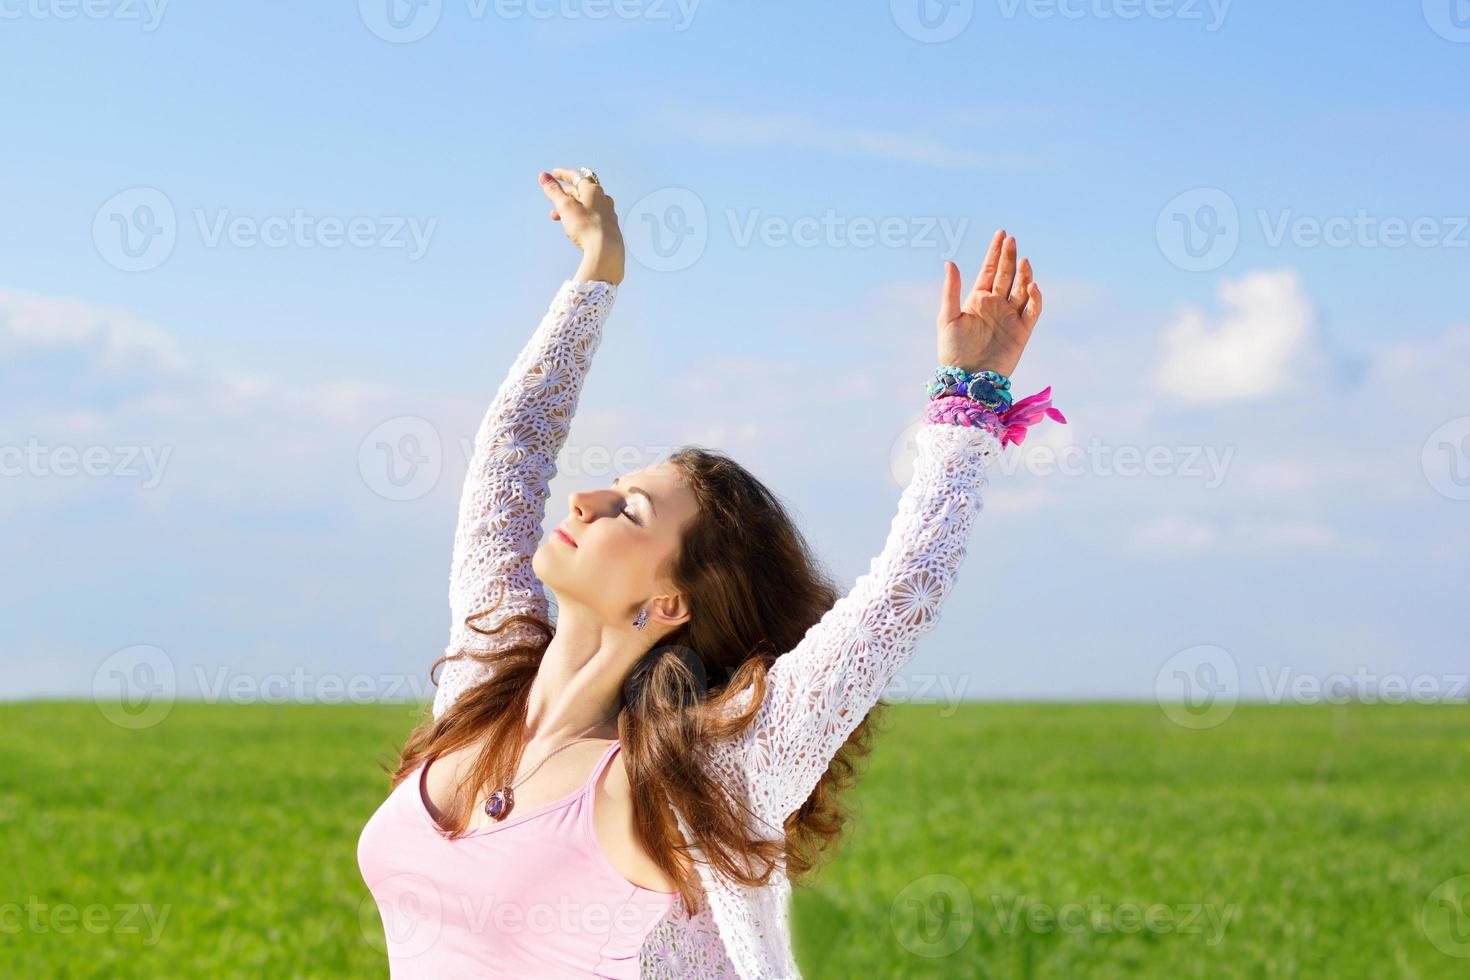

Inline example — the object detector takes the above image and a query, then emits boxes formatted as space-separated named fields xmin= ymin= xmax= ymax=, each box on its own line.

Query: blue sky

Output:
xmin=3 ymin=1 xmax=1466 ymax=711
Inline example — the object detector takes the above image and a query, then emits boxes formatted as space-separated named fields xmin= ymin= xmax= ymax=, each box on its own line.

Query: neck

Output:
xmin=525 ymin=597 xmax=652 ymax=743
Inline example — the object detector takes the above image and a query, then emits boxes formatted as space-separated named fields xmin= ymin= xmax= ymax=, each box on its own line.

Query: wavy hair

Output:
xmin=386 ymin=446 xmax=883 ymax=918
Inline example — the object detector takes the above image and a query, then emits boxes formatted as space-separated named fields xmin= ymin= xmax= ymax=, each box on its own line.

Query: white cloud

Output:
xmin=1154 ymin=268 xmax=1326 ymax=401
xmin=0 ymin=287 xmax=185 ymax=373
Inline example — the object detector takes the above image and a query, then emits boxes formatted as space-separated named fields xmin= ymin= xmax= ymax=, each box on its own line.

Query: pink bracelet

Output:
xmin=924 ymin=385 xmax=1067 ymax=448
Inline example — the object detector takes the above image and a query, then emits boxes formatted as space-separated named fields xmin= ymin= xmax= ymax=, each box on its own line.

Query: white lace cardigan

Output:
xmin=429 ymin=279 xmax=1002 ymax=979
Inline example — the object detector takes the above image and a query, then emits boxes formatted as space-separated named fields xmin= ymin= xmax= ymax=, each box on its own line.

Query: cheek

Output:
xmin=585 ymin=530 xmax=664 ymax=579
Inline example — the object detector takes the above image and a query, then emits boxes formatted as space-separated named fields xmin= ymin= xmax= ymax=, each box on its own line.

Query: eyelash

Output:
xmin=622 ymin=505 xmax=642 ymax=526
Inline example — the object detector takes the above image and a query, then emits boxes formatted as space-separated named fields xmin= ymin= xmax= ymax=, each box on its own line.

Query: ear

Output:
xmin=646 ymin=592 xmax=691 ymax=631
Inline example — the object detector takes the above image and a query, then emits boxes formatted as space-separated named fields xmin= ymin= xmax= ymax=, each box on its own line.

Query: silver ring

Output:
xmin=573 ymin=167 xmax=600 ymax=189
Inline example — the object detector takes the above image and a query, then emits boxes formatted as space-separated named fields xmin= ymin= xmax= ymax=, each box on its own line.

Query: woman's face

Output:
xmin=532 ymin=461 xmax=700 ymax=625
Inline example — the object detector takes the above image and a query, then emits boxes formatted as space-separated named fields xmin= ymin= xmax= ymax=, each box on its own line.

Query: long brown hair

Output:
xmin=386 ymin=446 xmax=882 ymax=917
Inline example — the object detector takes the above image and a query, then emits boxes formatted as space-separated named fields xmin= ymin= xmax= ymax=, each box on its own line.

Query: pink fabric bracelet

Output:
xmin=924 ymin=385 xmax=1067 ymax=448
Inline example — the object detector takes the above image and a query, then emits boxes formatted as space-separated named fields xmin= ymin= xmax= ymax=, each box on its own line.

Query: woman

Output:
xmin=357 ymin=167 xmax=1063 ymax=979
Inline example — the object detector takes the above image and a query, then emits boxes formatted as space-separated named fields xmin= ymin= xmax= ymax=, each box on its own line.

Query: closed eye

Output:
xmin=622 ymin=507 xmax=642 ymax=526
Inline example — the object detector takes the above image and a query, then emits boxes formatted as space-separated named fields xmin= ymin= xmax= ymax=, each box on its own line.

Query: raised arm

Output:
xmin=433 ymin=168 xmax=626 ymax=720
xmin=728 ymin=229 xmax=1062 ymax=827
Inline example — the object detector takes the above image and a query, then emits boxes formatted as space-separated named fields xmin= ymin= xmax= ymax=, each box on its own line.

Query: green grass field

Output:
xmin=3 ymin=701 xmax=1468 ymax=978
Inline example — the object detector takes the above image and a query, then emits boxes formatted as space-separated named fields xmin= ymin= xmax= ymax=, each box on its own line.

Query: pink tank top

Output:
xmin=357 ymin=739 xmax=677 ymax=979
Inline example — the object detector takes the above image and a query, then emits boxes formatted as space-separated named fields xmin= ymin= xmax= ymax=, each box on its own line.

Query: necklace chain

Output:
xmin=481 ymin=703 xmax=621 ymax=821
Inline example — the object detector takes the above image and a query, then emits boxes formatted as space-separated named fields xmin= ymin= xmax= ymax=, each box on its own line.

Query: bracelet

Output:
xmin=924 ymin=365 xmax=1014 ymax=411
xmin=923 ymin=366 xmax=1068 ymax=449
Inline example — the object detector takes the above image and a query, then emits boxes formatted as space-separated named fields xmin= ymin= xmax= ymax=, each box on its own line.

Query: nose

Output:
xmin=568 ymin=488 xmax=618 ymax=523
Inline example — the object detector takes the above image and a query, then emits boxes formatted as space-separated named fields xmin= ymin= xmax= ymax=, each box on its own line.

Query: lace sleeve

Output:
xmin=734 ymin=419 xmax=1003 ymax=827
xmin=432 ymin=279 xmax=617 ymax=720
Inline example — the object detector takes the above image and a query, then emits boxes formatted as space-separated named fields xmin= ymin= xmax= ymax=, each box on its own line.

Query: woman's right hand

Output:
xmin=539 ymin=169 xmax=625 ymax=286
xmin=935 ymin=228 xmax=1043 ymax=378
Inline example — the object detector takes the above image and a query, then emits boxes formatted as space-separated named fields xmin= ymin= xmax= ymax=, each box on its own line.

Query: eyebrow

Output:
xmin=612 ymin=475 xmax=657 ymax=518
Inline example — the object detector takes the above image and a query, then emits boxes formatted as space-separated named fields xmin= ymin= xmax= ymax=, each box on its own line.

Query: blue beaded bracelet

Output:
xmin=924 ymin=365 xmax=1014 ymax=411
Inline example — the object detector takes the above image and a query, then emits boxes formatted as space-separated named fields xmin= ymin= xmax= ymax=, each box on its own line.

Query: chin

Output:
xmin=531 ymin=540 xmax=566 ymax=591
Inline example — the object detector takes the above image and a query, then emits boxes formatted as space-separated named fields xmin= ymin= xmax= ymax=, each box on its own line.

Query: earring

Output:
xmin=633 ymin=606 xmax=649 ymax=631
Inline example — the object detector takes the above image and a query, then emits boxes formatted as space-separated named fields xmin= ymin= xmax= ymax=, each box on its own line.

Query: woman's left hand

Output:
xmin=936 ymin=228 xmax=1044 ymax=377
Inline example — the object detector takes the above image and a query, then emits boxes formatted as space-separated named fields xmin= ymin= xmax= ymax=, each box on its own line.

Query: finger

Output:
xmin=970 ymin=228 xmax=1005 ymax=296
xmin=938 ymin=260 xmax=962 ymax=323
xmin=539 ymin=171 xmax=573 ymax=210
xmin=993 ymin=236 xmax=1018 ymax=297
xmin=1022 ymin=281 xmax=1044 ymax=328
xmin=550 ymin=167 xmax=604 ymax=201
xmin=550 ymin=208 xmax=561 ymax=221
xmin=1009 ymin=258 xmax=1032 ymax=309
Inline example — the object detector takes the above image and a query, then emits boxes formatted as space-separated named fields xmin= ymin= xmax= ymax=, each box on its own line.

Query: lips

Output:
xmin=553 ymin=527 xmax=578 ymax=548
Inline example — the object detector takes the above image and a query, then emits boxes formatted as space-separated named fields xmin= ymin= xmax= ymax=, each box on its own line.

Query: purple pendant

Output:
xmin=484 ymin=786 xmax=513 ymax=820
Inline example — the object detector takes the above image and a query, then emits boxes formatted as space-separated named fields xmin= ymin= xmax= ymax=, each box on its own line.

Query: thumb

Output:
xmin=938 ymin=261 xmax=962 ymax=323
